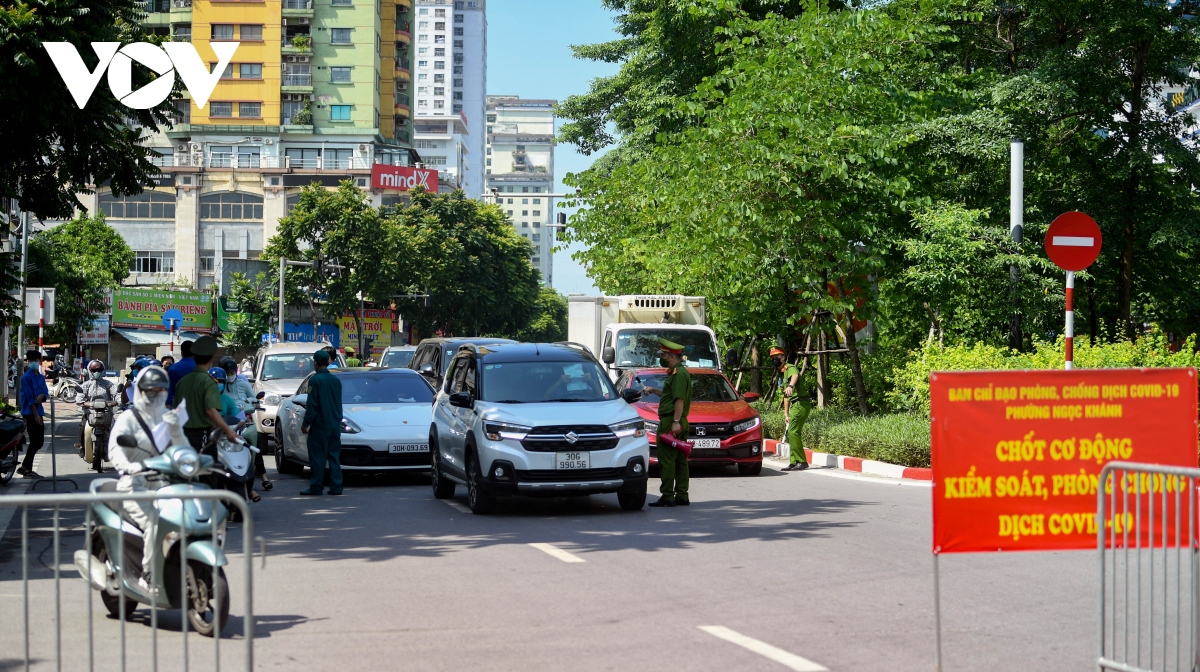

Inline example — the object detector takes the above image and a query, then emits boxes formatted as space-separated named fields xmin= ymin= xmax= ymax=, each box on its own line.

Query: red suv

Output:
xmin=615 ymin=368 xmax=764 ymax=475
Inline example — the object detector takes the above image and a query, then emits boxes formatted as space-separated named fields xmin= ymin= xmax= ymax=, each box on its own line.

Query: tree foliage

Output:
xmin=0 ymin=0 xmax=179 ymax=219
xmin=221 ymin=272 xmax=275 ymax=351
xmin=28 ymin=213 xmax=133 ymax=345
xmin=517 ymin=288 xmax=569 ymax=343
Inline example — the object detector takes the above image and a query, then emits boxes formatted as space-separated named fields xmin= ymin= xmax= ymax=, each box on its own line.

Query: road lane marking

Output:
xmin=440 ymin=498 xmax=472 ymax=514
xmin=528 ymin=543 xmax=585 ymax=563
xmin=698 ymin=626 xmax=827 ymax=671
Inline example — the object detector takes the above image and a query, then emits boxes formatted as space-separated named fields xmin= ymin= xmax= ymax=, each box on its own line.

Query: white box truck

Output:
xmin=567 ymin=295 xmax=723 ymax=380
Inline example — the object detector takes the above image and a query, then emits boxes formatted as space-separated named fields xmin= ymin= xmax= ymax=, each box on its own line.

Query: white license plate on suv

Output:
xmin=556 ymin=451 xmax=590 ymax=470
xmin=691 ymin=439 xmax=721 ymax=449
xmin=389 ymin=443 xmax=429 ymax=453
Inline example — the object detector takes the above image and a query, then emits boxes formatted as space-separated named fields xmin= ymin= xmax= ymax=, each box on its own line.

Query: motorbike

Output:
xmin=51 ymin=372 xmax=82 ymax=400
xmin=206 ymin=420 xmax=260 ymax=523
xmin=73 ymin=437 xmax=232 ymax=637
xmin=0 ymin=410 xmax=27 ymax=485
xmin=79 ymin=399 xmax=117 ymax=472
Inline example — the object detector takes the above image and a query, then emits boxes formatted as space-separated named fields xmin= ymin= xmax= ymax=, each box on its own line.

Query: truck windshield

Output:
xmin=614 ymin=330 xmax=718 ymax=369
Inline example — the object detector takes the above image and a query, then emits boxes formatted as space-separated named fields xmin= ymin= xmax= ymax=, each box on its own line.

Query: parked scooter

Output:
xmin=74 ymin=437 xmax=232 ymax=636
xmin=79 ymin=399 xmax=118 ymax=472
xmin=51 ymin=372 xmax=82 ymax=400
xmin=0 ymin=410 xmax=26 ymax=485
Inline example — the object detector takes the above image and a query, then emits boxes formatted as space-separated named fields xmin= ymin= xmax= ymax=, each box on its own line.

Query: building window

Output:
xmin=532 ymin=210 xmax=540 ymax=216
xmin=522 ymin=187 xmax=530 ymax=193
xmin=418 ymin=47 xmax=429 ymax=55
xmin=240 ymin=24 xmax=263 ymax=41
xmin=434 ymin=73 xmax=445 ymax=83
xmin=418 ymin=99 xmax=428 ymax=108
xmin=417 ymin=86 xmax=429 ymax=94
xmin=486 ymin=147 xmax=492 ymax=155
xmin=331 ymin=0 xmax=351 ymax=4
xmin=434 ymin=87 xmax=444 ymax=96
xmin=130 ymin=251 xmax=175 ymax=274
xmin=199 ymin=192 xmax=264 ymax=220
xmin=454 ymin=13 xmax=463 ymax=22
xmin=100 ymin=191 xmax=176 ymax=219
xmin=418 ymin=73 xmax=427 ymax=81
xmin=199 ymin=256 xmax=216 ymax=274
xmin=506 ymin=210 xmax=512 ymax=216
xmin=216 ymin=63 xmax=233 ymax=79
xmin=209 ymin=101 xmax=233 ymax=117
xmin=453 ymin=65 xmax=463 ymax=74
xmin=418 ymin=20 xmax=429 ymax=28
xmin=452 ymin=104 xmax=461 ymax=113
xmin=239 ymin=102 xmax=261 ymax=118
xmin=331 ymin=28 xmax=352 ymax=44
xmin=435 ymin=35 xmax=445 ymax=44
xmin=331 ymin=105 xmax=351 ymax=120
xmin=454 ymin=27 xmax=463 ymax=36
xmin=435 ymin=21 xmax=445 ymax=30
xmin=434 ymin=8 xmax=445 ymax=16
xmin=521 ymin=222 xmax=528 ymax=228
xmin=285 ymin=148 xmax=321 ymax=167
xmin=434 ymin=47 xmax=445 ymax=56
xmin=418 ymin=7 xmax=428 ymax=14
xmin=485 ymin=158 xmax=491 ymax=166
xmin=211 ymin=24 xmax=234 ymax=40
xmin=434 ymin=61 xmax=444 ymax=70
xmin=454 ymin=78 xmax=463 ymax=88
xmin=240 ymin=63 xmax=262 ymax=78
xmin=419 ymin=34 xmax=428 ymax=42
xmin=330 ymin=67 xmax=352 ymax=83
xmin=506 ymin=198 xmax=513 ymax=204
xmin=454 ymin=40 xmax=463 ymax=48
xmin=522 ymin=210 xmax=529 ymax=216
xmin=532 ymin=257 xmax=540 ymax=264
xmin=522 ymin=198 xmax=528 ymax=204
xmin=533 ymin=198 xmax=541 ymax=204
xmin=418 ymin=60 xmax=428 ymax=67
xmin=282 ymin=100 xmax=306 ymax=124
xmin=453 ymin=92 xmax=462 ymax=100
xmin=434 ymin=100 xmax=444 ymax=109
xmin=532 ymin=234 xmax=541 ymax=242
xmin=533 ymin=221 xmax=541 ymax=228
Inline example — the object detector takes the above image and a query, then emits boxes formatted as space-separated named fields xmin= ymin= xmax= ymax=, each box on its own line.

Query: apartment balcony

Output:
xmin=396 ymin=27 xmax=411 ymax=44
xmin=395 ymin=65 xmax=411 ymax=81
xmin=395 ymin=103 xmax=411 ymax=118
xmin=395 ymin=0 xmax=411 ymax=7
xmin=282 ymin=0 xmax=313 ymax=18
xmin=281 ymin=73 xmax=313 ymax=93
xmin=281 ymin=36 xmax=313 ymax=55
xmin=169 ymin=0 xmax=191 ymax=22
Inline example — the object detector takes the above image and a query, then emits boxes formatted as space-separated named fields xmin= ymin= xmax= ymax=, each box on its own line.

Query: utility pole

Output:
xmin=277 ymin=255 xmax=345 ymax=343
xmin=1009 ymin=139 xmax=1024 ymax=351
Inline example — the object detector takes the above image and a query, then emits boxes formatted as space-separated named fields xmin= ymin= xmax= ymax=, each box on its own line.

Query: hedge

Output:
xmin=752 ymin=403 xmax=931 ymax=468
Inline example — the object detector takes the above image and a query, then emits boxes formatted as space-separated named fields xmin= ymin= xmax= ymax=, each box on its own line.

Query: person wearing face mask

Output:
xmin=107 ymin=365 xmax=188 ymax=592
xmin=770 ymin=346 xmax=810 ymax=472
xmin=75 ymin=359 xmax=117 ymax=470
xmin=640 ymin=337 xmax=693 ymax=507
xmin=207 ymin=367 xmax=243 ymax=422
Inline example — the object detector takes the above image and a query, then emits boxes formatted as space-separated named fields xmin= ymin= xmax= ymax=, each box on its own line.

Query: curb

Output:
xmin=763 ymin=439 xmax=932 ymax=481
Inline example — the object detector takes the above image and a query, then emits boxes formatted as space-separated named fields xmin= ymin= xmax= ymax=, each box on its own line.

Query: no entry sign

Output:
xmin=930 ymin=368 xmax=1198 ymax=554
xmin=1045 ymin=211 xmax=1102 ymax=272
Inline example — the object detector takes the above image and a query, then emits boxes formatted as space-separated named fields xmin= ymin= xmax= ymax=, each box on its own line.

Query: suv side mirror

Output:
xmin=419 ymin=363 xmax=435 ymax=376
xmin=256 ymin=391 xmax=266 ymax=400
xmin=292 ymin=394 xmax=308 ymax=407
xmin=602 ymin=347 xmax=615 ymax=364
xmin=620 ymin=388 xmax=642 ymax=404
xmin=743 ymin=392 xmax=761 ymax=402
xmin=724 ymin=350 xmax=739 ymax=368
xmin=448 ymin=391 xmax=473 ymax=408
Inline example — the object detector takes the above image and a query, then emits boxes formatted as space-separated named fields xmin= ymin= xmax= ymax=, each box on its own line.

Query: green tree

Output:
xmin=28 ymin=213 xmax=133 ymax=345
xmin=389 ymin=190 xmax=540 ymax=338
xmin=0 ymin=0 xmax=180 ymax=219
xmin=221 ymin=272 xmax=274 ymax=351
xmin=518 ymin=288 xmax=569 ymax=343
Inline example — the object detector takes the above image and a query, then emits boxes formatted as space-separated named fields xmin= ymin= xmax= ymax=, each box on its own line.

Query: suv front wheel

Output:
xmin=430 ymin=433 xmax=455 ymax=499
xmin=466 ymin=450 xmax=497 ymax=515
xmin=617 ymin=481 xmax=647 ymax=511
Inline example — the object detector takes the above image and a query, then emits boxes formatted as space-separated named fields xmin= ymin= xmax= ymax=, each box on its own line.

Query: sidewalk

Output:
xmin=762 ymin=439 xmax=933 ymax=482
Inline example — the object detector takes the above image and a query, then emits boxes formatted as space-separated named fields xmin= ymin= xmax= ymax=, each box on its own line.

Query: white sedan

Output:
xmin=274 ymin=368 xmax=436 ymax=475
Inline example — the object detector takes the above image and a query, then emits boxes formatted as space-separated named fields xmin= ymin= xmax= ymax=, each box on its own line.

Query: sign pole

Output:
xmin=1009 ymin=140 xmax=1024 ymax=351
xmin=38 ymin=288 xmax=44 ymax=351
xmin=278 ymin=257 xmax=286 ymax=343
xmin=1065 ymin=271 xmax=1075 ymax=370
xmin=933 ymin=551 xmax=943 ymax=672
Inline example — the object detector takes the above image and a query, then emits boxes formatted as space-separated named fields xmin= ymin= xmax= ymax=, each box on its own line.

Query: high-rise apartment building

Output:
xmin=484 ymin=96 xmax=555 ymax=285
xmin=411 ymin=0 xmax=486 ymax=198
xmin=81 ymin=0 xmax=420 ymax=289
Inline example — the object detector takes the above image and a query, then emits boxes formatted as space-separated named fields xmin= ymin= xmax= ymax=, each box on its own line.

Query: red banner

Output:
xmin=371 ymin=164 xmax=439 ymax=192
xmin=931 ymin=368 xmax=1198 ymax=554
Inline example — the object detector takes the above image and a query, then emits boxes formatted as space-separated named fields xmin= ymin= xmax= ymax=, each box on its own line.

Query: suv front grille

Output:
xmin=521 ymin=425 xmax=618 ymax=452
xmin=689 ymin=423 xmax=733 ymax=438
xmin=516 ymin=467 xmax=625 ymax=482
xmin=340 ymin=446 xmax=428 ymax=467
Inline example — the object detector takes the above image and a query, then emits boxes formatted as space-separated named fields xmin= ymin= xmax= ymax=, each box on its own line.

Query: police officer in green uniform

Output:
xmin=641 ymin=337 xmax=692 ymax=507
xmin=173 ymin=336 xmax=240 ymax=451
xmin=299 ymin=349 xmax=344 ymax=496
xmin=772 ymin=346 xmax=810 ymax=471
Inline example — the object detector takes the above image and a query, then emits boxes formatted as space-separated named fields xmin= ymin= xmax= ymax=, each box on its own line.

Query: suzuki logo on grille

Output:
xmin=695 ymin=427 xmax=706 ymax=436
xmin=564 ymin=431 xmax=579 ymax=445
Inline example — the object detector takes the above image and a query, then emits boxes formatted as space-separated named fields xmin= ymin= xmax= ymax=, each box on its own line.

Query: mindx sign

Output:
xmin=44 ymin=42 xmax=239 ymax=109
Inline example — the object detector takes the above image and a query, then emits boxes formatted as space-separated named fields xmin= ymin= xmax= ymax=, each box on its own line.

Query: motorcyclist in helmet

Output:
xmin=120 ymin=358 xmax=150 ymax=405
xmin=219 ymin=356 xmax=273 ymax=494
xmin=75 ymin=360 xmax=117 ymax=470
xmin=107 ymin=365 xmax=187 ymax=592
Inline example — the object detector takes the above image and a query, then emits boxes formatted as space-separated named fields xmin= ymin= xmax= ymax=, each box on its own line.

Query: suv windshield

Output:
xmin=635 ymin=373 xmax=738 ymax=403
xmin=481 ymin=360 xmax=618 ymax=403
xmin=380 ymin=350 xmax=415 ymax=369
xmin=261 ymin=353 xmax=319 ymax=380
xmin=339 ymin=373 xmax=433 ymax=404
xmin=614 ymin=329 xmax=718 ymax=369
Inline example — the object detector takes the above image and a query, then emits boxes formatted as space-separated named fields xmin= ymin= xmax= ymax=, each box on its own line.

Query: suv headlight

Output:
xmin=172 ymin=447 xmax=200 ymax=478
xmin=485 ymin=422 xmax=531 ymax=441
xmin=341 ymin=417 xmax=362 ymax=434
xmin=610 ymin=419 xmax=646 ymax=438
xmin=264 ymin=393 xmax=282 ymax=406
xmin=644 ymin=420 xmax=659 ymax=435
xmin=732 ymin=416 xmax=761 ymax=434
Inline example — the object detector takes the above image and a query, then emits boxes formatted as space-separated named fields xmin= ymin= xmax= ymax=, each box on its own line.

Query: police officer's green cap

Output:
xmin=658 ymin=337 xmax=684 ymax=354
xmin=191 ymin=336 xmax=218 ymax=357
xmin=313 ymin=349 xmax=330 ymax=365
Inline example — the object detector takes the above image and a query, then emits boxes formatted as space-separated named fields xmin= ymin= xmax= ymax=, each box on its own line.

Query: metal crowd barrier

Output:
xmin=1098 ymin=461 xmax=1200 ymax=672
xmin=1 ymin=490 xmax=257 ymax=671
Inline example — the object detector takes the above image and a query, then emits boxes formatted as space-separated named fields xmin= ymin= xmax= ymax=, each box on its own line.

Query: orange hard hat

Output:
xmin=768 ymin=347 xmax=785 ymax=357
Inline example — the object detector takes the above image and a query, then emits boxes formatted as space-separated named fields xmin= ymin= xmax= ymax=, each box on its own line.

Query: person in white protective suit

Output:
xmin=106 ymin=365 xmax=188 ymax=592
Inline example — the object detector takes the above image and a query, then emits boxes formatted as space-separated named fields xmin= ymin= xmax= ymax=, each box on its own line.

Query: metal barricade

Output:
xmin=1 ymin=489 xmax=257 ymax=671
xmin=1098 ymin=461 xmax=1200 ymax=672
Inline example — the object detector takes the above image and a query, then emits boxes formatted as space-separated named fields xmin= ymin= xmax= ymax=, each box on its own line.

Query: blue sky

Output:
xmin=486 ymin=0 xmax=621 ymax=295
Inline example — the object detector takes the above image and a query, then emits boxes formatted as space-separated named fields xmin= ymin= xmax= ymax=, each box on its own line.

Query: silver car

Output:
xmin=275 ymin=367 xmax=437 ymax=474
xmin=379 ymin=346 xmax=417 ymax=369
xmin=247 ymin=341 xmax=346 ymax=452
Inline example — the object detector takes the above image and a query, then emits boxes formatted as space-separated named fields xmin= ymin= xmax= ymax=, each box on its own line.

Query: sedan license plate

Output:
xmin=556 ymin=451 xmax=590 ymax=470
xmin=389 ymin=443 xmax=429 ymax=453
xmin=691 ymin=438 xmax=721 ymax=449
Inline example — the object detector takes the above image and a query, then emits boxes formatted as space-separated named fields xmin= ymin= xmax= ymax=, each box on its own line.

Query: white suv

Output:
xmin=429 ymin=343 xmax=650 ymax=514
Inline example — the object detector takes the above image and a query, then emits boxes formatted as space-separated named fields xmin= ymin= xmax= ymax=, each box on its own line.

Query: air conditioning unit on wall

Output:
xmin=358 ymin=144 xmax=368 ymax=151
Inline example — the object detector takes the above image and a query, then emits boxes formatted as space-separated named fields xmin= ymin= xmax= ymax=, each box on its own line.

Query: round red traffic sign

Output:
xmin=1044 ymin=211 xmax=1102 ymax=272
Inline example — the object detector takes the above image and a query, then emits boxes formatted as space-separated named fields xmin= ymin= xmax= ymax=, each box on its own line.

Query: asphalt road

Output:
xmin=0 ymin=404 xmax=1096 ymax=671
